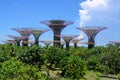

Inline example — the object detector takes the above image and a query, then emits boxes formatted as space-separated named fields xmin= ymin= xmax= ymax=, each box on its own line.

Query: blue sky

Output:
xmin=0 ymin=0 xmax=120 ymax=46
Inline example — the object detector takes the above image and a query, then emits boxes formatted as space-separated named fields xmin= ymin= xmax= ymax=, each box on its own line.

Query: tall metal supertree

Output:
xmin=56 ymin=35 xmax=78 ymax=50
xmin=8 ymin=35 xmax=23 ymax=46
xmin=61 ymin=41 xmax=65 ymax=49
xmin=77 ymin=27 xmax=107 ymax=49
xmin=12 ymin=28 xmax=32 ymax=46
xmin=28 ymin=41 xmax=35 ymax=46
xmin=72 ymin=38 xmax=83 ymax=48
xmin=40 ymin=20 xmax=74 ymax=48
xmin=31 ymin=28 xmax=50 ymax=46
xmin=109 ymin=41 xmax=120 ymax=47
xmin=40 ymin=41 xmax=53 ymax=48
xmin=6 ymin=40 xmax=16 ymax=45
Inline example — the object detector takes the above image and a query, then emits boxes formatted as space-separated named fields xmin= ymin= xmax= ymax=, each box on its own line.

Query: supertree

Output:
xmin=40 ymin=41 xmax=53 ymax=48
xmin=56 ymin=35 xmax=78 ymax=50
xmin=6 ymin=40 xmax=16 ymax=45
xmin=72 ymin=38 xmax=83 ymax=48
xmin=109 ymin=41 xmax=120 ymax=47
xmin=12 ymin=28 xmax=32 ymax=46
xmin=40 ymin=20 xmax=74 ymax=48
xmin=77 ymin=27 xmax=107 ymax=49
xmin=8 ymin=35 xmax=23 ymax=46
xmin=31 ymin=28 xmax=50 ymax=46
xmin=53 ymin=40 xmax=65 ymax=49
xmin=61 ymin=41 xmax=65 ymax=49
xmin=27 ymin=41 xmax=33 ymax=46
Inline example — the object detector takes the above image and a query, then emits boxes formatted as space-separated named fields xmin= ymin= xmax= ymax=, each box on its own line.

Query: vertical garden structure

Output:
xmin=72 ymin=38 xmax=83 ymax=48
xmin=61 ymin=41 xmax=65 ymax=49
xmin=12 ymin=28 xmax=32 ymax=46
xmin=40 ymin=20 xmax=74 ymax=48
xmin=40 ymin=41 xmax=53 ymax=48
xmin=8 ymin=35 xmax=23 ymax=46
xmin=31 ymin=28 xmax=49 ymax=46
xmin=77 ymin=27 xmax=107 ymax=49
xmin=28 ymin=41 xmax=35 ymax=46
xmin=6 ymin=40 xmax=16 ymax=45
xmin=56 ymin=35 xmax=78 ymax=50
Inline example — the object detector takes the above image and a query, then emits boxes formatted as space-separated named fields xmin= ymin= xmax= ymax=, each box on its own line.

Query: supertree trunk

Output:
xmin=88 ymin=38 xmax=95 ymax=49
xmin=22 ymin=38 xmax=28 ymax=46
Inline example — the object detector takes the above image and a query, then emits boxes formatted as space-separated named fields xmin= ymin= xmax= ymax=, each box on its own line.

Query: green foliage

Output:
xmin=118 ymin=73 xmax=120 ymax=80
xmin=45 ymin=47 xmax=68 ymax=68
xmin=1 ymin=44 xmax=120 ymax=79
xmin=87 ymin=55 xmax=101 ymax=70
xmin=62 ymin=55 xmax=87 ymax=79
xmin=0 ymin=45 xmax=16 ymax=62
xmin=18 ymin=46 xmax=45 ymax=67
xmin=100 ymin=45 xmax=120 ymax=74
xmin=0 ymin=58 xmax=48 ymax=80
xmin=0 ymin=52 xmax=11 ymax=62
xmin=95 ymin=64 xmax=110 ymax=74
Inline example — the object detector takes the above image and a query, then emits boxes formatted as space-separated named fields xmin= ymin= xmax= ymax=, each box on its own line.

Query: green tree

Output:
xmin=45 ymin=47 xmax=68 ymax=68
xmin=61 ymin=56 xmax=87 ymax=79
xmin=17 ymin=46 xmax=45 ymax=68
xmin=0 ymin=58 xmax=48 ymax=80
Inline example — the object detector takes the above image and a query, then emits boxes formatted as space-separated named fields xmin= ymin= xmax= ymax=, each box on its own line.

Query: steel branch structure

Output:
xmin=12 ymin=28 xmax=32 ymax=46
xmin=31 ymin=28 xmax=50 ymax=46
xmin=61 ymin=41 xmax=65 ymax=49
xmin=77 ymin=27 xmax=107 ymax=49
xmin=6 ymin=40 xmax=16 ymax=45
xmin=56 ymin=34 xmax=78 ymax=50
xmin=40 ymin=41 xmax=53 ymax=48
xmin=8 ymin=35 xmax=23 ymax=46
xmin=40 ymin=20 xmax=74 ymax=48
xmin=72 ymin=38 xmax=83 ymax=48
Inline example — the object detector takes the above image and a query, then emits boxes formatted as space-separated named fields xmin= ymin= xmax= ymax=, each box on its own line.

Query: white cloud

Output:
xmin=80 ymin=0 xmax=120 ymax=25
xmin=78 ymin=0 xmax=120 ymax=45
xmin=80 ymin=0 xmax=108 ymax=10
xmin=79 ymin=0 xmax=110 ymax=26
xmin=79 ymin=10 xmax=90 ymax=27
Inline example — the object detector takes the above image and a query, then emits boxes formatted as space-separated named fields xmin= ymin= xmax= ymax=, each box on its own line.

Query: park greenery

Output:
xmin=0 ymin=44 xmax=120 ymax=80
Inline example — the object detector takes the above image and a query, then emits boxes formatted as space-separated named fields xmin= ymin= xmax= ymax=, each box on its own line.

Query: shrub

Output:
xmin=61 ymin=55 xmax=87 ymax=79
xmin=118 ymin=73 xmax=120 ymax=80
xmin=0 ymin=53 xmax=11 ymax=62
xmin=87 ymin=55 xmax=101 ymax=70
xmin=17 ymin=46 xmax=45 ymax=67
xmin=0 ymin=45 xmax=14 ymax=62
xmin=45 ymin=47 xmax=67 ymax=68
xmin=0 ymin=58 xmax=48 ymax=80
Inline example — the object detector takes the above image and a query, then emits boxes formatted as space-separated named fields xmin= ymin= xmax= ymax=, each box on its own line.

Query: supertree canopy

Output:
xmin=40 ymin=41 xmax=53 ymax=48
xmin=8 ymin=35 xmax=23 ymax=46
xmin=72 ymin=38 xmax=83 ymax=48
xmin=31 ymin=28 xmax=50 ymax=46
xmin=77 ymin=27 xmax=107 ymax=49
xmin=12 ymin=28 xmax=32 ymax=46
xmin=6 ymin=40 xmax=16 ymax=45
xmin=56 ymin=34 xmax=78 ymax=50
xmin=40 ymin=20 xmax=74 ymax=48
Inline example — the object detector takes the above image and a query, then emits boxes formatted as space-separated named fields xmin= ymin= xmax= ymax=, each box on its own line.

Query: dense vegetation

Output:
xmin=0 ymin=44 xmax=120 ymax=80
